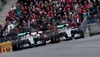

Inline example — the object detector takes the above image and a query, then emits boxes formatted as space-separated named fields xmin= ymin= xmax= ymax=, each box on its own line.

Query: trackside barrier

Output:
xmin=0 ymin=42 xmax=13 ymax=54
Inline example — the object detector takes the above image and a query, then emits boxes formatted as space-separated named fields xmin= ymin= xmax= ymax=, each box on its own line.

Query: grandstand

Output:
xmin=0 ymin=0 xmax=100 ymax=39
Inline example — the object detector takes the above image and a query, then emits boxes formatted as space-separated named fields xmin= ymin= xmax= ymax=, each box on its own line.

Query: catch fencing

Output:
xmin=79 ymin=17 xmax=90 ymax=37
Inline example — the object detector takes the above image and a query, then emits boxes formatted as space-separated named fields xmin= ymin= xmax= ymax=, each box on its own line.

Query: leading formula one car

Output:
xmin=57 ymin=24 xmax=84 ymax=41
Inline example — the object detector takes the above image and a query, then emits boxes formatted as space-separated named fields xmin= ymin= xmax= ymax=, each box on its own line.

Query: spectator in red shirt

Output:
xmin=83 ymin=1 xmax=88 ymax=11
xmin=65 ymin=4 xmax=71 ymax=11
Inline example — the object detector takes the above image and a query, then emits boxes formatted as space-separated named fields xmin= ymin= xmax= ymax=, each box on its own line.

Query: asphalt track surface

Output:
xmin=0 ymin=35 xmax=100 ymax=57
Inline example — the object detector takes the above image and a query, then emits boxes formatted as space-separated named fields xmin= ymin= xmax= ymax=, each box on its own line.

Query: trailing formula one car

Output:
xmin=18 ymin=31 xmax=47 ymax=48
xmin=17 ymin=30 xmax=60 ymax=48
xmin=5 ymin=31 xmax=47 ymax=51
xmin=11 ymin=30 xmax=61 ymax=50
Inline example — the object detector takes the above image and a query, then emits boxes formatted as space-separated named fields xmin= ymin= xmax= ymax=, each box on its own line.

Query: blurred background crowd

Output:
xmin=0 ymin=0 xmax=100 ymax=37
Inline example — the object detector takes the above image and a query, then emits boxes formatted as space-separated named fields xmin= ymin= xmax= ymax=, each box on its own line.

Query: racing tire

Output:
xmin=12 ymin=40 xmax=23 ymax=51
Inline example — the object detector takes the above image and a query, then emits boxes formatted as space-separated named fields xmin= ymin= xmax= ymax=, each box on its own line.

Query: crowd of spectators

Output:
xmin=0 ymin=0 xmax=100 ymax=37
